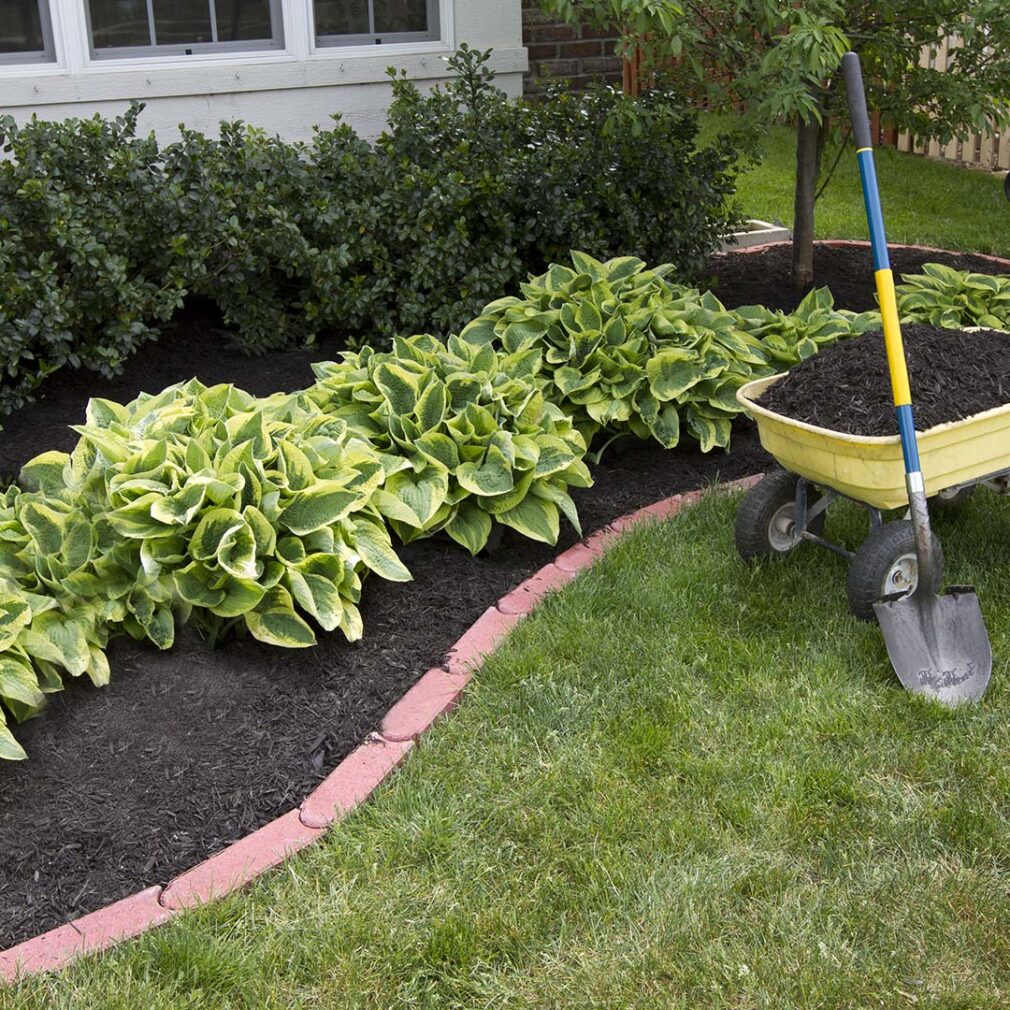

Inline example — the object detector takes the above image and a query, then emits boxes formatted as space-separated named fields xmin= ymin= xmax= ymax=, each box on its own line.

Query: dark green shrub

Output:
xmin=0 ymin=105 xmax=194 ymax=413
xmin=0 ymin=46 xmax=741 ymax=407
xmin=148 ymin=45 xmax=740 ymax=354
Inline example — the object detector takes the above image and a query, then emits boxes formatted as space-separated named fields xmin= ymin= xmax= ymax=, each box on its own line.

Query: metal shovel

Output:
xmin=843 ymin=52 xmax=992 ymax=704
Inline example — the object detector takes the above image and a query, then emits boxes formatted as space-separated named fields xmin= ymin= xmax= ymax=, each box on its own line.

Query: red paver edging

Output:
xmin=0 ymin=474 xmax=765 ymax=983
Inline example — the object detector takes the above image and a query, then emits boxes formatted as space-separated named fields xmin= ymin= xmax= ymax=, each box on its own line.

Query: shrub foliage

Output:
xmin=0 ymin=46 xmax=740 ymax=410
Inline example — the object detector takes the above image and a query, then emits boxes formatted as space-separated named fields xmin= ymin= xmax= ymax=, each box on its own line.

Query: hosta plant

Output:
xmin=895 ymin=263 xmax=1010 ymax=330
xmin=462 ymin=252 xmax=769 ymax=453
xmin=0 ymin=578 xmax=105 ymax=761
xmin=8 ymin=380 xmax=411 ymax=650
xmin=309 ymin=333 xmax=592 ymax=553
xmin=732 ymin=287 xmax=880 ymax=368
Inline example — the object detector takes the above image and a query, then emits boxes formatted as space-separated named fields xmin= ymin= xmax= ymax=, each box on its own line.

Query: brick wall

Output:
xmin=521 ymin=0 xmax=624 ymax=96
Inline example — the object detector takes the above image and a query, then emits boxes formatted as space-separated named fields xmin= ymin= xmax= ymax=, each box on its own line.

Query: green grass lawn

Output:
xmin=8 ymin=488 xmax=1010 ymax=1008
xmin=701 ymin=115 xmax=1010 ymax=259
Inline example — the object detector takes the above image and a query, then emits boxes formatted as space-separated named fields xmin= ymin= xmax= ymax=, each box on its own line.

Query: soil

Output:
xmin=757 ymin=324 xmax=1010 ymax=436
xmin=705 ymin=242 xmax=1007 ymax=313
xmin=0 ymin=240 xmax=1000 ymax=951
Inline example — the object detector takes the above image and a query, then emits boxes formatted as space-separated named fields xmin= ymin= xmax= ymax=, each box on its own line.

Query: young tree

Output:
xmin=542 ymin=0 xmax=1010 ymax=287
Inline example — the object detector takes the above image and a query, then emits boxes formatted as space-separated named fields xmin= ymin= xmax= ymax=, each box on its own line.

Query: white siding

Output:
xmin=0 ymin=1 xmax=526 ymax=142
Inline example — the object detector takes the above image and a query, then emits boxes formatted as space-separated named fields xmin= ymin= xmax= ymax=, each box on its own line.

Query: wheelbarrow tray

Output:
xmin=737 ymin=373 xmax=1010 ymax=510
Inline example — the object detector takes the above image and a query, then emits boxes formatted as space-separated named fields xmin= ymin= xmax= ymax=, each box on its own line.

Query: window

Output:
xmin=314 ymin=0 xmax=438 ymax=46
xmin=0 ymin=0 xmax=54 ymax=63
xmin=85 ymin=0 xmax=284 ymax=57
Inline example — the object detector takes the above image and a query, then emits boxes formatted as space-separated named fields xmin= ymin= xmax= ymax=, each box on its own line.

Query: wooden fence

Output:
xmin=891 ymin=36 xmax=1010 ymax=172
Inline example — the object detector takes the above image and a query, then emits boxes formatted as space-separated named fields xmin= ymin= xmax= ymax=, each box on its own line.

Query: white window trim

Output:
xmin=0 ymin=0 xmax=533 ymax=108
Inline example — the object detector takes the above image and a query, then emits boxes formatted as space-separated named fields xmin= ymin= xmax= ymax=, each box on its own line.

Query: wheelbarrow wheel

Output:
xmin=930 ymin=484 xmax=975 ymax=512
xmin=735 ymin=470 xmax=825 ymax=561
xmin=846 ymin=520 xmax=944 ymax=621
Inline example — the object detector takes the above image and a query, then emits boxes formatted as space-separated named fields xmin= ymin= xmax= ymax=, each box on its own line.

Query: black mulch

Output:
xmin=706 ymin=242 xmax=1007 ymax=313
xmin=0 ymin=241 xmax=998 ymax=950
xmin=758 ymin=324 xmax=1010 ymax=436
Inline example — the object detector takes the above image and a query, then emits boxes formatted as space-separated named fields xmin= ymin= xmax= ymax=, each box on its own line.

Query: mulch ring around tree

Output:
xmin=0 ymin=240 xmax=1002 ymax=952
xmin=757 ymin=324 xmax=1010 ymax=436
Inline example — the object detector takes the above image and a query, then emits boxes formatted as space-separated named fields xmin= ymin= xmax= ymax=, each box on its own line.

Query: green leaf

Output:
xmin=281 ymin=482 xmax=367 ymax=535
xmin=352 ymin=518 xmax=412 ymax=582
xmin=647 ymin=349 xmax=703 ymax=401
xmin=21 ymin=613 xmax=91 ymax=677
xmin=457 ymin=445 xmax=515 ymax=497
xmin=497 ymin=495 xmax=560 ymax=545
xmin=191 ymin=508 xmax=246 ymax=562
xmin=0 ymin=656 xmax=45 ymax=709
xmin=444 ymin=502 xmax=493 ymax=555
xmin=21 ymin=501 xmax=67 ymax=557
xmin=0 ymin=718 xmax=26 ymax=761
xmin=374 ymin=361 xmax=422 ymax=415
xmin=0 ymin=596 xmax=32 ymax=652
xmin=245 ymin=587 xmax=317 ymax=648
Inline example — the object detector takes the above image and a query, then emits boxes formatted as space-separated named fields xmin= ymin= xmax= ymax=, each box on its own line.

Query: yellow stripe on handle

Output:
xmin=874 ymin=268 xmax=911 ymax=406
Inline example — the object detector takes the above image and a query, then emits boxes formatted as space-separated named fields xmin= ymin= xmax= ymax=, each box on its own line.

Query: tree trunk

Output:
xmin=791 ymin=117 xmax=826 ymax=290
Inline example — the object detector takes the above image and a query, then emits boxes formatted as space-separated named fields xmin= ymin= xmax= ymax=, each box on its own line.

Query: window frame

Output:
xmin=84 ymin=0 xmax=286 ymax=60
xmin=0 ymin=0 xmax=56 ymax=64
xmin=313 ymin=0 xmax=440 ymax=48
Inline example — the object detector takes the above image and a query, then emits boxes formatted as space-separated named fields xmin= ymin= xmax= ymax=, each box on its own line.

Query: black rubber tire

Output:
xmin=846 ymin=520 xmax=944 ymax=621
xmin=735 ymin=470 xmax=825 ymax=561
xmin=930 ymin=485 xmax=975 ymax=512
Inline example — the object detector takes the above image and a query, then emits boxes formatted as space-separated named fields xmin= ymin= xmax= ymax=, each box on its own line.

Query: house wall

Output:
xmin=520 ymin=0 xmax=622 ymax=96
xmin=0 ymin=0 xmax=526 ymax=142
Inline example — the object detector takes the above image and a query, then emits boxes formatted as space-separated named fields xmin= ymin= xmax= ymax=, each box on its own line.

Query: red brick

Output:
xmin=583 ymin=525 xmax=621 ymax=555
xmin=526 ymin=43 xmax=559 ymax=60
xmin=529 ymin=25 xmax=578 ymax=42
xmin=580 ymin=56 xmax=623 ymax=74
xmin=557 ymin=40 xmax=603 ymax=59
xmin=300 ymin=734 xmax=413 ymax=829
xmin=532 ymin=59 xmax=580 ymax=77
xmin=380 ymin=668 xmax=468 ymax=743
xmin=445 ymin=606 xmax=523 ymax=675
xmin=72 ymin=887 xmax=174 ymax=953
xmin=160 ymin=810 xmax=324 ymax=910
xmin=496 ymin=562 xmax=575 ymax=616
xmin=611 ymin=495 xmax=684 ymax=532
xmin=553 ymin=542 xmax=598 ymax=573
xmin=0 ymin=924 xmax=82 ymax=982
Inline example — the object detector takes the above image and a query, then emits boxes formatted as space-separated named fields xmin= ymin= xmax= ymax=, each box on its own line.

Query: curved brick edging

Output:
xmin=0 ymin=474 xmax=762 ymax=983
xmin=716 ymin=237 xmax=1010 ymax=273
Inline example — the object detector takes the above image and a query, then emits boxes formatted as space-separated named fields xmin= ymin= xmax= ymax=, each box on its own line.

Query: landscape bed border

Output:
xmin=0 ymin=475 xmax=761 ymax=983
xmin=6 ymin=236 xmax=1010 ymax=984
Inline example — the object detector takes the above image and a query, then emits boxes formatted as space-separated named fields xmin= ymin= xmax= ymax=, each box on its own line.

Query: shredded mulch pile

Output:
xmin=757 ymin=324 xmax=1010 ymax=436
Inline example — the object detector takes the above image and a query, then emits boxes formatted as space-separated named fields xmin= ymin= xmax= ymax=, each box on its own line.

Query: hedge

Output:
xmin=0 ymin=45 xmax=741 ymax=418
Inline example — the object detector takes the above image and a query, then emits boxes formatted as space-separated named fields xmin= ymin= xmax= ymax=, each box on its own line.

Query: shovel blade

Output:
xmin=873 ymin=587 xmax=992 ymax=705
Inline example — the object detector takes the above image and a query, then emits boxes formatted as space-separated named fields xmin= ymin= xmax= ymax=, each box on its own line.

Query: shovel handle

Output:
xmin=843 ymin=51 xmax=939 ymax=593
xmin=841 ymin=52 xmax=919 ymax=477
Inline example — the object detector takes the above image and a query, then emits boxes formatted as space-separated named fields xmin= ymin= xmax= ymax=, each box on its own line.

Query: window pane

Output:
xmin=374 ymin=0 xmax=426 ymax=34
xmin=314 ymin=0 xmax=369 ymax=36
xmin=153 ymin=0 xmax=212 ymax=44
xmin=215 ymin=0 xmax=274 ymax=41
xmin=0 ymin=0 xmax=44 ymax=52
xmin=89 ymin=0 xmax=152 ymax=48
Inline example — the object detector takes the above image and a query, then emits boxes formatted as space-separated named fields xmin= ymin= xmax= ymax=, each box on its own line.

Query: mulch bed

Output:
xmin=706 ymin=242 xmax=1006 ymax=313
xmin=0 ymin=240 xmax=1000 ymax=951
xmin=758 ymin=324 xmax=1010 ymax=436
